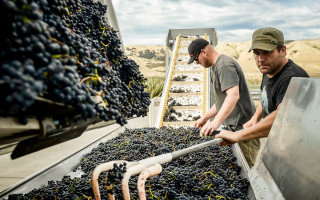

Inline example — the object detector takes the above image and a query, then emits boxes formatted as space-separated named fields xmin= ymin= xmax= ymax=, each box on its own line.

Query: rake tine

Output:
xmin=121 ymin=162 xmax=158 ymax=200
xmin=92 ymin=160 xmax=128 ymax=200
xmin=137 ymin=163 xmax=162 ymax=200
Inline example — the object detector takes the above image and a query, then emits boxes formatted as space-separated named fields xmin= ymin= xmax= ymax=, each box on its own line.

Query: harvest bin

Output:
xmin=0 ymin=125 xmax=256 ymax=199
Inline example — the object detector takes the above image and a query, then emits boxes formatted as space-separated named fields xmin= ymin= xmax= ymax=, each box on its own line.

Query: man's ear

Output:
xmin=201 ymin=49 xmax=206 ymax=56
xmin=281 ymin=45 xmax=287 ymax=56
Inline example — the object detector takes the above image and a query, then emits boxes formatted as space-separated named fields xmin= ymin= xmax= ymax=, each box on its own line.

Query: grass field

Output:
xmin=145 ymin=76 xmax=165 ymax=98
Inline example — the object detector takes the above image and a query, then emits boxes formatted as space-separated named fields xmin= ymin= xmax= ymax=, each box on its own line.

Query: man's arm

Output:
xmin=194 ymin=104 xmax=217 ymax=128
xmin=243 ymin=101 xmax=263 ymax=128
xmin=201 ymin=85 xmax=240 ymax=136
xmin=216 ymin=103 xmax=281 ymax=145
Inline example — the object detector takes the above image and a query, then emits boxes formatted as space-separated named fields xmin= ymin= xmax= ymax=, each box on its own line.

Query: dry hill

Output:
xmin=125 ymin=45 xmax=167 ymax=77
xmin=125 ymin=39 xmax=320 ymax=79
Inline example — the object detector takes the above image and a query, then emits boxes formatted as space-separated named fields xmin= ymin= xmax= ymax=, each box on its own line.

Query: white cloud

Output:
xmin=112 ymin=0 xmax=320 ymax=45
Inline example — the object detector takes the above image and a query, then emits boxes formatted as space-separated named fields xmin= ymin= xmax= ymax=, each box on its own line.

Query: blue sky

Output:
xmin=113 ymin=0 xmax=320 ymax=45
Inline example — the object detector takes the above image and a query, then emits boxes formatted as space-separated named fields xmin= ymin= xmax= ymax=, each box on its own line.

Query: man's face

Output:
xmin=253 ymin=46 xmax=286 ymax=75
xmin=196 ymin=49 xmax=210 ymax=68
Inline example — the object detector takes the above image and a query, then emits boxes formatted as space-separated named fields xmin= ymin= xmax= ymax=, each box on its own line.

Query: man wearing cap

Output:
xmin=188 ymin=38 xmax=260 ymax=168
xmin=215 ymin=27 xmax=309 ymax=146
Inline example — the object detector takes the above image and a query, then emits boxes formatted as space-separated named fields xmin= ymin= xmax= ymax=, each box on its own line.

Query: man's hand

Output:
xmin=200 ymin=121 xmax=219 ymax=136
xmin=194 ymin=117 xmax=207 ymax=128
xmin=215 ymin=129 xmax=239 ymax=145
xmin=243 ymin=118 xmax=258 ymax=128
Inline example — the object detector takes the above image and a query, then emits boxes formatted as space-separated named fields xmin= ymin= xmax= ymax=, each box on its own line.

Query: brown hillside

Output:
xmin=125 ymin=45 xmax=167 ymax=77
xmin=286 ymin=39 xmax=320 ymax=74
xmin=125 ymin=39 xmax=320 ymax=79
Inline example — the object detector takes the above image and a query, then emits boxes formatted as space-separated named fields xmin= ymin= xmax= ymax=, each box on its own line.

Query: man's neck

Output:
xmin=211 ymin=51 xmax=221 ymax=67
xmin=267 ymin=59 xmax=288 ymax=78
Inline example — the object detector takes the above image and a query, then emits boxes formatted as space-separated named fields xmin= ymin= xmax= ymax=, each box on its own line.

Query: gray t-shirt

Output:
xmin=210 ymin=54 xmax=255 ymax=131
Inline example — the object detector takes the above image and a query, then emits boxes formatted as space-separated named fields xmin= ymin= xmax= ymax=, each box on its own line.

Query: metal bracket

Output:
xmin=11 ymin=126 xmax=88 ymax=159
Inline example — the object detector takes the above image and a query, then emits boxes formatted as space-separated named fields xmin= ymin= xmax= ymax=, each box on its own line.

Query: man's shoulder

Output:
xmin=283 ymin=59 xmax=310 ymax=78
xmin=268 ymin=59 xmax=310 ymax=88
xmin=216 ymin=54 xmax=240 ymax=68
xmin=219 ymin=54 xmax=237 ymax=62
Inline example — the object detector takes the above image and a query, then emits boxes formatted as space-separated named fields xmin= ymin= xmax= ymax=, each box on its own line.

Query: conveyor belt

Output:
xmin=156 ymin=34 xmax=210 ymax=128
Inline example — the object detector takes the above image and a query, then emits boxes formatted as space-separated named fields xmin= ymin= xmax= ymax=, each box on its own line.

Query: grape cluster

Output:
xmin=192 ymin=115 xmax=201 ymax=121
xmin=167 ymin=98 xmax=183 ymax=107
xmin=170 ymin=88 xmax=188 ymax=93
xmin=172 ymin=75 xmax=187 ymax=81
xmin=106 ymin=163 xmax=127 ymax=194
xmin=163 ymin=107 xmax=180 ymax=122
xmin=0 ymin=0 xmax=150 ymax=126
xmin=9 ymin=127 xmax=249 ymax=200
xmin=164 ymin=98 xmax=201 ymax=122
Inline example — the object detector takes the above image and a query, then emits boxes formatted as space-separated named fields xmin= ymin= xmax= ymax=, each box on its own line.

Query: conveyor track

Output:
xmin=156 ymin=34 xmax=210 ymax=128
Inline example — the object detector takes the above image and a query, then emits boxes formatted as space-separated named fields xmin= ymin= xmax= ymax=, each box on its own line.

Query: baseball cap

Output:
xmin=187 ymin=38 xmax=209 ymax=64
xmin=249 ymin=27 xmax=284 ymax=52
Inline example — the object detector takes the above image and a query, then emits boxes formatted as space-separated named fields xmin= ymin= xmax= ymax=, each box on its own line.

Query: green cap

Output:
xmin=249 ymin=27 xmax=284 ymax=52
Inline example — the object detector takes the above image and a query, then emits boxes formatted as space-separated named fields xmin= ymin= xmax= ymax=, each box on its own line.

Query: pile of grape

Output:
xmin=173 ymin=74 xmax=188 ymax=81
xmin=168 ymin=96 xmax=202 ymax=106
xmin=163 ymin=107 xmax=201 ymax=122
xmin=0 ymin=0 xmax=150 ymax=126
xmin=173 ymin=73 xmax=202 ymax=82
xmin=170 ymin=83 xmax=202 ymax=93
xmin=174 ymin=64 xmax=202 ymax=71
xmin=9 ymin=127 xmax=249 ymax=200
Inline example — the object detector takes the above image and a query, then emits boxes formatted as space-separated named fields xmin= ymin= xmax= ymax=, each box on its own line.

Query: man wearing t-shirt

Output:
xmin=215 ymin=27 xmax=309 ymax=146
xmin=188 ymin=38 xmax=260 ymax=168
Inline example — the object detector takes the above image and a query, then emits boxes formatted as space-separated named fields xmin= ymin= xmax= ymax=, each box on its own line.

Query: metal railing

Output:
xmin=250 ymin=91 xmax=261 ymax=100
